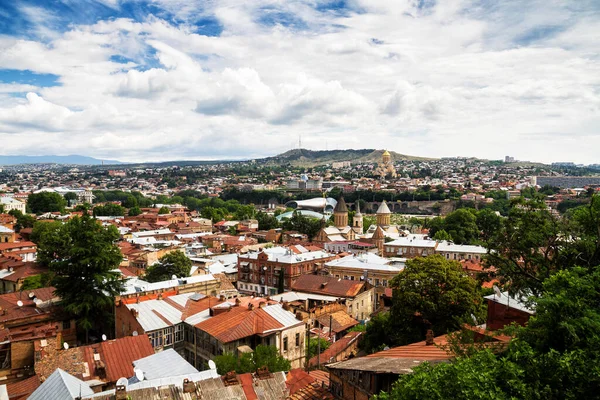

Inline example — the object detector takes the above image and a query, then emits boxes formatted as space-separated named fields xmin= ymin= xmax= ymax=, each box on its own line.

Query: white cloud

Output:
xmin=0 ymin=0 xmax=598 ymax=163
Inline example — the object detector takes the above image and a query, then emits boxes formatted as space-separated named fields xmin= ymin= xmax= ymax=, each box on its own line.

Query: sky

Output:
xmin=0 ymin=0 xmax=599 ymax=164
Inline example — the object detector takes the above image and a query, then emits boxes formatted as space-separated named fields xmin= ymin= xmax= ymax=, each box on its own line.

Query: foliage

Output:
xmin=388 ymin=255 xmax=485 ymax=346
xmin=483 ymin=198 xmax=566 ymax=295
xmin=439 ymin=209 xmax=479 ymax=244
xmin=30 ymin=221 xmax=63 ymax=244
xmin=93 ymin=203 xmax=125 ymax=216
xmin=8 ymin=209 xmax=35 ymax=232
xmin=308 ymin=337 xmax=331 ymax=358
xmin=256 ymin=211 xmax=280 ymax=230
xmin=214 ymin=345 xmax=291 ymax=375
xmin=360 ymin=312 xmax=394 ymax=354
xmin=432 ymin=229 xmax=452 ymax=241
xmin=20 ymin=272 xmax=55 ymax=290
xmin=27 ymin=192 xmax=67 ymax=214
xmin=145 ymin=251 xmax=192 ymax=282
xmin=158 ymin=206 xmax=170 ymax=214
xmin=36 ymin=215 xmax=124 ymax=341
xmin=281 ymin=211 xmax=323 ymax=239
xmin=64 ymin=192 xmax=78 ymax=202
xmin=375 ymin=265 xmax=600 ymax=400
xmin=348 ymin=324 xmax=367 ymax=332
xmin=128 ymin=206 xmax=142 ymax=216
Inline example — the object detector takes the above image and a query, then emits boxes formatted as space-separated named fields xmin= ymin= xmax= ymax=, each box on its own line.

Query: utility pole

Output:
xmin=305 ymin=320 xmax=310 ymax=371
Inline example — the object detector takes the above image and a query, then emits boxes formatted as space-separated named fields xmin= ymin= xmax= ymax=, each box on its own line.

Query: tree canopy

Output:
xmin=361 ymin=255 xmax=484 ymax=353
xmin=145 ymin=251 xmax=192 ymax=282
xmin=27 ymin=192 xmax=67 ymax=214
xmin=214 ymin=344 xmax=291 ymax=375
xmin=36 ymin=215 xmax=124 ymax=342
xmin=93 ymin=203 xmax=126 ymax=216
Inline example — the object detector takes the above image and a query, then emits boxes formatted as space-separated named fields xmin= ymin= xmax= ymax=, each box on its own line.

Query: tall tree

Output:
xmin=27 ymin=192 xmax=67 ymax=214
xmin=389 ymin=255 xmax=484 ymax=346
xmin=36 ymin=215 xmax=124 ymax=342
xmin=145 ymin=251 xmax=192 ymax=282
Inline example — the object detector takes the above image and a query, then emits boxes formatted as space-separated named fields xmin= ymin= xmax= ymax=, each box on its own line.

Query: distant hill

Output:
xmin=0 ymin=155 xmax=121 ymax=166
xmin=256 ymin=149 xmax=433 ymax=167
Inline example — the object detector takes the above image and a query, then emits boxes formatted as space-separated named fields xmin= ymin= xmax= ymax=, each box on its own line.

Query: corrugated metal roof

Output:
xmin=291 ymin=275 xmax=365 ymax=298
xmin=126 ymin=293 xmax=194 ymax=331
xmin=133 ymin=349 xmax=198 ymax=381
xmin=262 ymin=305 xmax=303 ymax=329
xmin=184 ymin=309 xmax=211 ymax=326
xmin=98 ymin=335 xmax=155 ymax=382
xmin=29 ymin=369 xmax=94 ymax=400
xmin=484 ymin=292 xmax=535 ymax=314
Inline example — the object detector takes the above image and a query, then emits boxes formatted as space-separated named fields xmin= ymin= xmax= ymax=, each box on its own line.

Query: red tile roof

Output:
xmin=309 ymin=331 xmax=361 ymax=367
xmin=6 ymin=375 xmax=41 ymax=400
xmin=286 ymin=368 xmax=315 ymax=395
xmin=0 ymin=287 xmax=57 ymax=323
xmin=366 ymin=335 xmax=452 ymax=361
xmin=316 ymin=311 xmax=359 ymax=333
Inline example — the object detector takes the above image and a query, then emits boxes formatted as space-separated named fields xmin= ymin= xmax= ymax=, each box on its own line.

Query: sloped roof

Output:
xmin=376 ymin=201 xmax=391 ymax=214
xmin=6 ymin=375 xmax=40 ymax=400
xmin=132 ymin=349 xmax=198 ymax=381
xmin=333 ymin=197 xmax=348 ymax=213
xmin=96 ymin=335 xmax=155 ymax=382
xmin=29 ymin=369 xmax=94 ymax=400
xmin=292 ymin=275 xmax=365 ymax=298
xmin=316 ymin=310 xmax=359 ymax=333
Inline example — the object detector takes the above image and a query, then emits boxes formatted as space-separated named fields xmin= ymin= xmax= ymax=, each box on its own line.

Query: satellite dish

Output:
xmin=102 ymin=334 xmax=107 ymax=341
xmin=134 ymin=368 xmax=144 ymax=381
xmin=28 ymin=292 xmax=35 ymax=299
xmin=16 ymin=300 xmax=23 ymax=307
xmin=132 ymin=331 xmax=138 ymax=337
xmin=208 ymin=360 xmax=216 ymax=370
xmin=63 ymin=342 xmax=69 ymax=350
xmin=492 ymin=285 xmax=502 ymax=298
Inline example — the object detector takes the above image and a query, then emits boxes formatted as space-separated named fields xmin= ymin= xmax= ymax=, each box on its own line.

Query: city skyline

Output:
xmin=0 ymin=0 xmax=599 ymax=163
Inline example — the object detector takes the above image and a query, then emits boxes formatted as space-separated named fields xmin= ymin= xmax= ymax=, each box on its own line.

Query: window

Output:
xmin=375 ymin=278 xmax=380 ymax=286
xmin=62 ymin=320 xmax=71 ymax=330
xmin=295 ymin=333 xmax=300 ymax=347
xmin=175 ymin=324 xmax=184 ymax=342
xmin=283 ymin=337 xmax=288 ymax=352
xmin=164 ymin=327 xmax=174 ymax=346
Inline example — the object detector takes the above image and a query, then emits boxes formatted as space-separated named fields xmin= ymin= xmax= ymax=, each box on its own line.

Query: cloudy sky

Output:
xmin=0 ymin=0 xmax=598 ymax=163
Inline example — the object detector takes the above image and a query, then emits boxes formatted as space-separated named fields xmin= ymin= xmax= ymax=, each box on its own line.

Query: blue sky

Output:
xmin=0 ymin=0 xmax=599 ymax=163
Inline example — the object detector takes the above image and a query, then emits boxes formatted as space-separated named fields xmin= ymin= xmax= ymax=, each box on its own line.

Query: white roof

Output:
xmin=386 ymin=236 xmax=437 ymax=248
xmin=0 ymin=225 xmax=13 ymax=233
xmin=262 ymin=304 xmax=304 ymax=329
xmin=241 ymin=247 xmax=332 ymax=264
xmin=29 ymin=368 xmax=94 ymax=400
xmin=436 ymin=241 xmax=487 ymax=254
xmin=126 ymin=370 xmax=220 ymax=392
xmin=131 ymin=229 xmax=173 ymax=238
xmin=121 ymin=274 xmax=217 ymax=295
xmin=184 ymin=309 xmax=211 ymax=326
xmin=132 ymin=349 xmax=198 ymax=381
xmin=126 ymin=293 xmax=194 ymax=331
xmin=207 ymin=261 xmax=237 ymax=275
xmin=0 ymin=197 xmax=22 ymax=205
xmin=484 ymin=292 xmax=535 ymax=314
xmin=376 ymin=201 xmax=391 ymax=214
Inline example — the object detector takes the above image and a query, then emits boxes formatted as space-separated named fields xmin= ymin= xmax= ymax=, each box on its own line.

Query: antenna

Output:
xmin=171 ymin=274 xmax=177 ymax=280
xmin=63 ymin=342 xmax=69 ymax=350
xmin=17 ymin=300 xmax=23 ymax=307
xmin=208 ymin=360 xmax=216 ymax=370
xmin=116 ymin=377 xmax=128 ymax=389
xmin=132 ymin=331 xmax=138 ymax=337
xmin=134 ymin=368 xmax=144 ymax=382
xmin=102 ymin=334 xmax=107 ymax=341
xmin=28 ymin=292 xmax=35 ymax=299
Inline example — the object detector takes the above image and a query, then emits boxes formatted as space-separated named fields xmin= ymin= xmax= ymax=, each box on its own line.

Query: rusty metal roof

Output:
xmin=291 ymin=275 xmax=364 ymax=298
xmin=316 ymin=311 xmax=359 ymax=333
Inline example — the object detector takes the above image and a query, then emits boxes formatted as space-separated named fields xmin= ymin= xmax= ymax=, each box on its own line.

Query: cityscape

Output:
xmin=0 ymin=0 xmax=599 ymax=399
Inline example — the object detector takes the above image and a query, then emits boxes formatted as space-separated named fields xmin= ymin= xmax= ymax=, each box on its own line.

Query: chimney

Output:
xmin=234 ymin=298 xmax=241 ymax=307
xmin=258 ymin=301 xmax=266 ymax=309
xmin=115 ymin=384 xmax=128 ymax=400
xmin=425 ymin=329 xmax=434 ymax=346
xmin=219 ymin=295 xmax=226 ymax=302
xmin=183 ymin=378 xmax=195 ymax=393
xmin=56 ymin=332 xmax=63 ymax=350
xmin=248 ymin=303 xmax=254 ymax=311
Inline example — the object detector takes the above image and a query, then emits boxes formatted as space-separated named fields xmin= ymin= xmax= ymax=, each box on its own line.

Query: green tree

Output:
xmin=27 ymin=192 xmax=67 ymax=214
xmin=145 ymin=251 xmax=192 ymax=282
xmin=256 ymin=211 xmax=280 ymax=230
xmin=20 ymin=272 xmax=55 ymax=290
xmin=432 ymin=229 xmax=452 ymax=241
xmin=8 ymin=209 xmax=35 ymax=232
xmin=442 ymin=209 xmax=479 ymax=245
xmin=214 ymin=344 xmax=291 ymax=374
xmin=128 ymin=206 xmax=142 ymax=216
xmin=64 ymin=192 xmax=78 ymax=205
xmin=360 ymin=312 xmax=394 ymax=354
xmin=30 ymin=220 xmax=63 ymax=244
xmin=36 ymin=215 xmax=124 ymax=342
xmin=158 ymin=206 xmax=170 ymax=214
xmin=387 ymin=255 xmax=484 ymax=347
xmin=308 ymin=337 xmax=331 ymax=358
